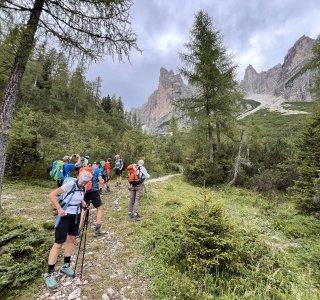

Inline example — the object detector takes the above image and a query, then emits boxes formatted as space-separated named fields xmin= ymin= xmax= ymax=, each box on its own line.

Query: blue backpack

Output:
xmin=50 ymin=160 xmax=64 ymax=180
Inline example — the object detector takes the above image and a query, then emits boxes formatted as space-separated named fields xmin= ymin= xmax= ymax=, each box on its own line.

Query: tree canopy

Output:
xmin=178 ymin=10 xmax=241 ymax=161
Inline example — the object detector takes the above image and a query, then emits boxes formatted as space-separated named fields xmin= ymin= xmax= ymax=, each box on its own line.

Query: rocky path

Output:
xmin=36 ymin=181 xmax=155 ymax=300
xmin=239 ymin=93 xmax=310 ymax=119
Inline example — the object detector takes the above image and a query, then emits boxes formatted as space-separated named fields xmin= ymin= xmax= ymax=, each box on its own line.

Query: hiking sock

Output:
xmin=48 ymin=264 xmax=55 ymax=274
xmin=95 ymin=224 xmax=101 ymax=230
xmin=64 ymin=256 xmax=71 ymax=264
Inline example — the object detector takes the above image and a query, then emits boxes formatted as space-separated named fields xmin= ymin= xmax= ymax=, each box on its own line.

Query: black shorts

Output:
xmin=102 ymin=174 xmax=107 ymax=183
xmin=55 ymin=214 xmax=80 ymax=244
xmin=84 ymin=190 xmax=102 ymax=208
xmin=115 ymin=168 xmax=122 ymax=176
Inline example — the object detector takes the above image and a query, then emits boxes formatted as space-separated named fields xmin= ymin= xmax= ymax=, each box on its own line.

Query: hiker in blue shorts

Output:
xmin=45 ymin=170 xmax=92 ymax=290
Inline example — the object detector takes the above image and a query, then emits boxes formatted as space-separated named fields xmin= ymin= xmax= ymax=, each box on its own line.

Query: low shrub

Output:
xmin=184 ymin=159 xmax=230 ymax=186
xmin=0 ymin=214 xmax=51 ymax=299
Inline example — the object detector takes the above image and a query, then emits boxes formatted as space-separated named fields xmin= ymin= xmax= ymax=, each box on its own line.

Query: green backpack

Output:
xmin=50 ymin=160 xmax=64 ymax=180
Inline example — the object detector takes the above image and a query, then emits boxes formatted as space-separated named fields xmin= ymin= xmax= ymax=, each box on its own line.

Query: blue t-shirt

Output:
xmin=63 ymin=163 xmax=75 ymax=178
xmin=115 ymin=159 xmax=122 ymax=170
xmin=91 ymin=167 xmax=102 ymax=191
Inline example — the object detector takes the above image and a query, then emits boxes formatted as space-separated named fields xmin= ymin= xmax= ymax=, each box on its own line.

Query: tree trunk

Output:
xmin=216 ymin=122 xmax=221 ymax=152
xmin=228 ymin=129 xmax=244 ymax=186
xmin=208 ymin=122 xmax=214 ymax=161
xmin=0 ymin=0 xmax=44 ymax=210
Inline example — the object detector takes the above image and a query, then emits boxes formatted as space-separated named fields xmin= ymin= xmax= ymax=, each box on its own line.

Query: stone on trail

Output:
xmin=68 ymin=288 xmax=81 ymax=300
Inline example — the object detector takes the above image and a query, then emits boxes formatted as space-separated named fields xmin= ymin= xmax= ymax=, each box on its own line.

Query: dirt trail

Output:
xmin=36 ymin=175 xmax=176 ymax=300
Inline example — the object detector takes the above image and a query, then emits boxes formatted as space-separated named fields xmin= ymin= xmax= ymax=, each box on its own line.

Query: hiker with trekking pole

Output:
xmin=45 ymin=170 xmax=93 ymax=290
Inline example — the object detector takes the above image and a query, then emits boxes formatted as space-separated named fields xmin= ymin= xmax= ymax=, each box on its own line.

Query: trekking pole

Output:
xmin=80 ymin=206 xmax=90 ymax=280
xmin=74 ymin=205 xmax=90 ymax=279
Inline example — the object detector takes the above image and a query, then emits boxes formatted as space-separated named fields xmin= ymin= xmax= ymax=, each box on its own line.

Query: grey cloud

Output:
xmin=87 ymin=0 xmax=320 ymax=110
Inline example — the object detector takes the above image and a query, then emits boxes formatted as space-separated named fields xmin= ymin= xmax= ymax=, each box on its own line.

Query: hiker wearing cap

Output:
xmin=128 ymin=159 xmax=150 ymax=221
xmin=57 ymin=155 xmax=81 ymax=187
xmin=45 ymin=170 xmax=92 ymax=290
xmin=83 ymin=160 xmax=105 ymax=235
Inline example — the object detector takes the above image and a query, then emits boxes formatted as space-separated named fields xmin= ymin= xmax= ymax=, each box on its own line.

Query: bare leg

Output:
xmin=48 ymin=243 xmax=63 ymax=265
xmin=64 ymin=235 xmax=76 ymax=257
xmin=96 ymin=205 xmax=103 ymax=225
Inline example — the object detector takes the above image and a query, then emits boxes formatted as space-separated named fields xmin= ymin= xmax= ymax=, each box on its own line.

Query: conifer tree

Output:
xmin=293 ymin=39 xmax=320 ymax=213
xmin=0 ymin=0 xmax=139 ymax=208
xmin=178 ymin=11 xmax=241 ymax=161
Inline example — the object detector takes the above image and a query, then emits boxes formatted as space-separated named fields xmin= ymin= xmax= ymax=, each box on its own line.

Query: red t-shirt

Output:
xmin=104 ymin=161 xmax=111 ymax=174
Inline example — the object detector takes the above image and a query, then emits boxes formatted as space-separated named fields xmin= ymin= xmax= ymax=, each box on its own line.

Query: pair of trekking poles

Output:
xmin=74 ymin=202 xmax=91 ymax=280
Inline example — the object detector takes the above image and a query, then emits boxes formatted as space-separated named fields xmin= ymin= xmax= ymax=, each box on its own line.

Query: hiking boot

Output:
xmin=94 ymin=226 xmax=103 ymax=236
xmin=128 ymin=212 xmax=134 ymax=219
xmin=45 ymin=272 xmax=58 ymax=289
xmin=133 ymin=213 xmax=142 ymax=221
xmin=60 ymin=263 xmax=75 ymax=278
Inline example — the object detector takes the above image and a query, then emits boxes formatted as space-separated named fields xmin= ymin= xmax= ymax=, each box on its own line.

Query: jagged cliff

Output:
xmin=133 ymin=35 xmax=317 ymax=134
xmin=131 ymin=68 xmax=195 ymax=134
xmin=240 ymin=35 xmax=316 ymax=101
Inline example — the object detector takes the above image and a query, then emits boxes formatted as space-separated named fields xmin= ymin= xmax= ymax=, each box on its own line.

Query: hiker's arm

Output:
xmin=140 ymin=167 xmax=150 ymax=179
xmin=48 ymin=188 xmax=66 ymax=217
xmin=98 ymin=175 xmax=104 ymax=186
xmin=74 ymin=154 xmax=81 ymax=167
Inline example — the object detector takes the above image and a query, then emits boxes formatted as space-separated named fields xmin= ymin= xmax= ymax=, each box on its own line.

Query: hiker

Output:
xmin=128 ymin=159 xmax=150 ymax=221
xmin=45 ymin=170 xmax=93 ymax=290
xmin=104 ymin=158 xmax=111 ymax=192
xmin=82 ymin=160 xmax=105 ymax=235
xmin=58 ymin=155 xmax=81 ymax=187
xmin=99 ymin=160 xmax=106 ymax=194
xmin=114 ymin=154 xmax=124 ymax=186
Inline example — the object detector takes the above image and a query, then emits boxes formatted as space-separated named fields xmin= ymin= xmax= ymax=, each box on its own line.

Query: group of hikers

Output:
xmin=45 ymin=154 xmax=150 ymax=290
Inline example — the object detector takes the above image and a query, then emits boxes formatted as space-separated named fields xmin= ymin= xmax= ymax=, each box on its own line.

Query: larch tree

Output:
xmin=293 ymin=38 xmax=320 ymax=213
xmin=0 ymin=0 xmax=139 ymax=209
xmin=178 ymin=10 xmax=241 ymax=161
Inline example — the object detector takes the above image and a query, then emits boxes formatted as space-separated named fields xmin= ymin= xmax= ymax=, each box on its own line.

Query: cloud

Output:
xmin=87 ymin=0 xmax=320 ymax=110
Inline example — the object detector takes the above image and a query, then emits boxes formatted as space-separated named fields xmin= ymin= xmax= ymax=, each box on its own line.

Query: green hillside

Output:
xmin=242 ymin=102 xmax=315 ymax=140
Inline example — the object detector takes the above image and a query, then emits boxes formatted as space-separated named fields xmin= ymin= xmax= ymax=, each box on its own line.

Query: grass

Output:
xmin=1 ymin=176 xmax=319 ymax=299
xmin=242 ymin=107 xmax=312 ymax=140
xmin=134 ymin=177 xmax=320 ymax=299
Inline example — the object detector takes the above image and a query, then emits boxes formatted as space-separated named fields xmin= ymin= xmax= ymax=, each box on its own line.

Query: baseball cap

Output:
xmin=62 ymin=156 xmax=72 ymax=162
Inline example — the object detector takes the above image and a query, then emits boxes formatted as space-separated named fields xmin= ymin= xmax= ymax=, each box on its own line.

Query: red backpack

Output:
xmin=127 ymin=164 xmax=142 ymax=184
xmin=79 ymin=166 xmax=94 ymax=192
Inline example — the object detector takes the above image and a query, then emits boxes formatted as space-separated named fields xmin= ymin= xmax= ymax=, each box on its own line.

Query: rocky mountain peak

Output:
xmin=241 ymin=35 xmax=316 ymax=101
xmin=131 ymin=68 xmax=194 ymax=133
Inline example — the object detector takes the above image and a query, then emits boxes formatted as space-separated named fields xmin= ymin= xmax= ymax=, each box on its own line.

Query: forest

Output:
xmin=0 ymin=1 xmax=320 ymax=299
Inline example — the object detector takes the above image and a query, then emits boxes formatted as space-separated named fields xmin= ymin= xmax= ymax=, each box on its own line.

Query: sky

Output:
xmin=86 ymin=0 xmax=320 ymax=110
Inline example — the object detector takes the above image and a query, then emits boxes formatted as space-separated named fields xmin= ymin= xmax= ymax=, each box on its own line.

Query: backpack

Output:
xmin=50 ymin=160 xmax=64 ymax=180
xmin=57 ymin=177 xmax=84 ymax=207
xmin=79 ymin=166 xmax=94 ymax=192
xmin=127 ymin=164 xmax=143 ymax=184
xmin=55 ymin=177 xmax=85 ymax=228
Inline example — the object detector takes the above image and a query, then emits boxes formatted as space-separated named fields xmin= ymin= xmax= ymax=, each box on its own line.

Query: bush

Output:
xmin=0 ymin=214 xmax=51 ymax=299
xmin=184 ymin=159 xmax=230 ymax=186
xmin=178 ymin=200 xmax=238 ymax=276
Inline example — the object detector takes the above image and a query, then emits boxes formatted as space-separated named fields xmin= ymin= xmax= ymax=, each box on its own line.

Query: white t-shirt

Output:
xmin=61 ymin=181 xmax=84 ymax=214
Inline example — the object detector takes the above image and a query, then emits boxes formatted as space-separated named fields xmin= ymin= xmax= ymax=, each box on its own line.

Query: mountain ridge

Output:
xmin=132 ymin=35 xmax=317 ymax=133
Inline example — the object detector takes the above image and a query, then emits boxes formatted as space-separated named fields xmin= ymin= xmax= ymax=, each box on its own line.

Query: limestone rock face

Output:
xmin=131 ymin=68 xmax=194 ymax=134
xmin=240 ymin=35 xmax=316 ymax=101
